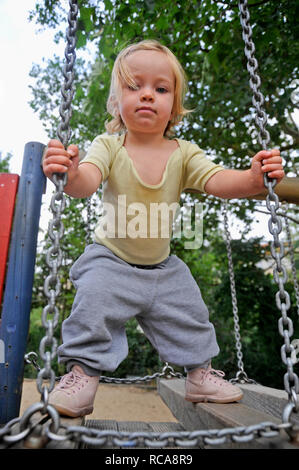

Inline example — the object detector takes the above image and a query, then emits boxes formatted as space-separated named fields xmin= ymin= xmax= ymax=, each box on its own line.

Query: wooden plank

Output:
xmin=240 ymin=383 xmax=299 ymax=426
xmin=157 ymin=378 xmax=294 ymax=449
xmin=148 ymin=422 xmax=185 ymax=432
xmin=86 ymin=418 xmax=119 ymax=431
xmin=0 ymin=174 xmax=19 ymax=305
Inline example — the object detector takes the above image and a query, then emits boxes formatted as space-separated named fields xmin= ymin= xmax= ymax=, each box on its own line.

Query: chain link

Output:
xmin=57 ymin=1 xmax=78 ymax=148
xmin=238 ymin=0 xmax=271 ymax=150
xmin=0 ymin=416 xmax=290 ymax=448
xmin=238 ymin=0 xmax=298 ymax=427
xmin=63 ymin=420 xmax=288 ymax=448
xmin=37 ymin=0 xmax=79 ymax=401
xmin=25 ymin=355 xmax=184 ymax=385
xmin=223 ymin=201 xmax=256 ymax=384
xmin=99 ymin=363 xmax=184 ymax=384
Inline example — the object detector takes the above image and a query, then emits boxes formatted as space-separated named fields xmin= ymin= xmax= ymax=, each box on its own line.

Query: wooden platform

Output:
xmin=3 ymin=414 xmax=186 ymax=449
xmin=157 ymin=378 xmax=298 ymax=449
xmin=3 ymin=378 xmax=299 ymax=449
xmin=240 ymin=383 xmax=299 ymax=426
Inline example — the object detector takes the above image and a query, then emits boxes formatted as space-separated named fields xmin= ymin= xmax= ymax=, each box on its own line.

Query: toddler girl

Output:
xmin=43 ymin=40 xmax=284 ymax=417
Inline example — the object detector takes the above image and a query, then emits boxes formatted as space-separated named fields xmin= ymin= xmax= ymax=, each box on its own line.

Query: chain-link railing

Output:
xmin=0 ymin=414 xmax=291 ymax=448
xmin=238 ymin=0 xmax=298 ymax=437
xmin=223 ymin=200 xmax=257 ymax=385
xmin=37 ymin=0 xmax=78 ymax=410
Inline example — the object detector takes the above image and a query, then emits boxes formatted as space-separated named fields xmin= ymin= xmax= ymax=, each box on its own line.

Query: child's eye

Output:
xmin=156 ymin=87 xmax=168 ymax=93
xmin=127 ymin=84 xmax=139 ymax=91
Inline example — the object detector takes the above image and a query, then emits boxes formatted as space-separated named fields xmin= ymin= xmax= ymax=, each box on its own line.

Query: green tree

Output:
xmin=0 ymin=152 xmax=12 ymax=172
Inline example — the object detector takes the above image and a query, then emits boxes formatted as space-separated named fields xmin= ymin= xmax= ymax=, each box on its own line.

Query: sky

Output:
xmin=0 ymin=0 xmax=276 ymax=240
xmin=0 ymin=0 xmax=65 ymax=174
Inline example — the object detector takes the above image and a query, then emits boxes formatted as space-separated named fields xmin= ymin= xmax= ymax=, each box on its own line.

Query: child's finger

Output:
xmin=262 ymin=163 xmax=283 ymax=173
xmin=270 ymin=149 xmax=280 ymax=157
xmin=45 ymin=155 xmax=72 ymax=166
xmin=44 ymin=163 xmax=69 ymax=174
xmin=254 ymin=149 xmax=280 ymax=162
xmin=267 ymin=169 xmax=285 ymax=179
xmin=48 ymin=139 xmax=65 ymax=149
xmin=46 ymin=147 xmax=69 ymax=158
xmin=67 ymin=144 xmax=79 ymax=158
xmin=262 ymin=156 xmax=283 ymax=167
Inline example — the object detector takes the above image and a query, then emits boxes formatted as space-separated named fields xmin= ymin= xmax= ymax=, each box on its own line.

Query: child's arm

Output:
xmin=43 ymin=139 xmax=102 ymax=198
xmin=204 ymin=149 xmax=284 ymax=198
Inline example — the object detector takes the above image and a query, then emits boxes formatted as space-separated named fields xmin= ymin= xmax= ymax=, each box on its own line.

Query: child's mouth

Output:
xmin=137 ymin=107 xmax=156 ymax=114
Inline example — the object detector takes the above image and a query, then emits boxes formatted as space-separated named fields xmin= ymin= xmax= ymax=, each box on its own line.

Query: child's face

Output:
xmin=118 ymin=50 xmax=175 ymax=137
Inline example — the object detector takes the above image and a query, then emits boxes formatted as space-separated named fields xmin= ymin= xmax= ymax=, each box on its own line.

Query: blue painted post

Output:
xmin=0 ymin=142 xmax=46 ymax=424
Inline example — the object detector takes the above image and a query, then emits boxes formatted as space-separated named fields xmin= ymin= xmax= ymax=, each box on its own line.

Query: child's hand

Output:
xmin=250 ymin=149 xmax=284 ymax=190
xmin=43 ymin=139 xmax=79 ymax=181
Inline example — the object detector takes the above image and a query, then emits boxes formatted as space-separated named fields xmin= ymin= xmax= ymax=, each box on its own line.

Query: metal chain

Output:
xmin=99 ymin=363 xmax=184 ymax=384
xmin=238 ymin=0 xmax=271 ymax=150
xmin=238 ymin=0 xmax=298 ymax=430
xmin=25 ymin=355 xmax=184 ymax=384
xmin=57 ymin=0 xmax=78 ymax=149
xmin=37 ymin=0 xmax=79 ymax=406
xmin=223 ymin=201 xmax=256 ymax=384
xmin=0 ymin=411 xmax=291 ymax=448
xmin=44 ymin=420 xmax=289 ymax=448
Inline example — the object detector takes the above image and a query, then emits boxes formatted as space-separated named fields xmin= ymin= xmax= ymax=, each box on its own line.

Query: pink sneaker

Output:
xmin=185 ymin=365 xmax=243 ymax=404
xmin=49 ymin=365 xmax=99 ymax=417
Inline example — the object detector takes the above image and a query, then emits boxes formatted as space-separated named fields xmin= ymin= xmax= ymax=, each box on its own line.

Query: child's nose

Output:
xmin=140 ymin=87 xmax=154 ymax=101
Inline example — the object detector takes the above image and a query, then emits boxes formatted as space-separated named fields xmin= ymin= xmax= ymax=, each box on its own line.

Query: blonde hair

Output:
xmin=105 ymin=39 xmax=191 ymax=136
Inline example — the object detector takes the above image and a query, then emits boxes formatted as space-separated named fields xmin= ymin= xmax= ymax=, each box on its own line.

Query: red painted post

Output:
xmin=0 ymin=174 xmax=19 ymax=305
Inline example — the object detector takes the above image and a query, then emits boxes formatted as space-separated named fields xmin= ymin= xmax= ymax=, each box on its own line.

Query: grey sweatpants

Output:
xmin=58 ymin=243 xmax=219 ymax=376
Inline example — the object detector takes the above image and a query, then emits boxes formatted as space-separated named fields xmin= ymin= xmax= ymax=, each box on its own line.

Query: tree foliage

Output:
xmin=29 ymin=0 xmax=299 ymax=157
xmin=0 ymin=152 xmax=12 ymax=173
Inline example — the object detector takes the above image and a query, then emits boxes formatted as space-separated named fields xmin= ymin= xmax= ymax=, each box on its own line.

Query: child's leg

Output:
xmin=50 ymin=243 xmax=170 ymax=416
xmin=137 ymin=254 xmax=220 ymax=369
xmin=57 ymin=243 xmax=155 ymax=375
xmin=136 ymin=254 xmax=242 ymax=403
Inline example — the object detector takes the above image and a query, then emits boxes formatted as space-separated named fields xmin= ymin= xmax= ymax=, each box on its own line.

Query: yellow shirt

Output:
xmin=80 ymin=133 xmax=224 ymax=265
